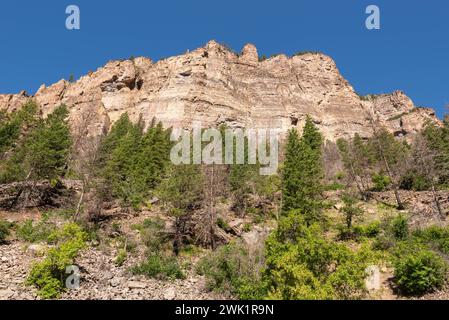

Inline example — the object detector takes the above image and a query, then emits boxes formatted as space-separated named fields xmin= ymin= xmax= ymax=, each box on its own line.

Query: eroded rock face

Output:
xmin=0 ymin=40 xmax=441 ymax=142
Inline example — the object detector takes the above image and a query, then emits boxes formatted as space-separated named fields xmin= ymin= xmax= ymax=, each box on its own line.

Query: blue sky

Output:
xmin=0 ymin=0 xmax=447 ymax=118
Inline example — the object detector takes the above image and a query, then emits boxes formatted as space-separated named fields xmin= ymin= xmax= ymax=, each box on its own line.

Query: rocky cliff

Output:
xmin=0 ymin=40 xmax=439 ymax=142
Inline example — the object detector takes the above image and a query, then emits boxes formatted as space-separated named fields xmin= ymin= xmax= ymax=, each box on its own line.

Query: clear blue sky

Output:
xmin=0 ymin=0 xmax=448 ymax=118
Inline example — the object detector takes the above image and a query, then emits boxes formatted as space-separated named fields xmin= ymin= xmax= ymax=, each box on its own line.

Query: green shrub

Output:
xmin=216 ymin=217 xmax=231 ymax=232
xmin=391 ymin=215 xmax=409 ymax=240
xmin=400 ymin=171 xmax=430 ymax=191
xmin=133 ymin=217 xmax=168 ymax=253
xmin=243 ymin=223 xmax=252 ymax=233
xmin=394 ymin=249 xmax=447 ymax=295
xmin=132 ymin=254 xmax=185 ymax=280
xmin=0 ymin=220 xmax=12 ymax=243
xmin=372 ymin=234 xmax=396 ymax=251
xmin=353 ymin=221 xmax=381 ymax=238
xmin=16 ymin=219 xmax=56 ymax=243
xmin=413 ymin=226 xmax=449 ymax=254
xmin=264 ymin=213 xmax=377 ymax=299
xmin=26 ymin=223 xmax=87 ymax=299
xmin=371 ymin=173 xmax=391 ymax=191
xmin=115 ymin=249 xmax=127 ymax=267
xmin=196 ymin=242 xmax=265 ymax=299
xmin=131 ymin=217 xmax=184 ymax=280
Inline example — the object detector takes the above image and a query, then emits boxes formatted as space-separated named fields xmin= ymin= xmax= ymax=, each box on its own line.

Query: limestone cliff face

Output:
xmin=0 ymin=40 xmax=440 ymax=141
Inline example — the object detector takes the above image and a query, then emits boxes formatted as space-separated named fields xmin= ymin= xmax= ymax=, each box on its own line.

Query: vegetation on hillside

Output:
xmin=1 ymin=101 xmax=449 ymax=300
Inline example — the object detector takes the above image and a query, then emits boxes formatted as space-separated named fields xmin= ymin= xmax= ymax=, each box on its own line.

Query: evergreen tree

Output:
xmin=281 ymin=116 xmax=324 ymax=223
xmin=157 ymin=164 xmax=204 ymax=254
xmin=340 ymin=193 xmax=363 ymax=231
xmin=97 ymin=114 xmax=172 ymax=208
xmin=367 ymin=127 xmax=410 ymax=209
xmin=25 ymin=105 xmax=72 ymax=180
xmin=0 ymin=103 xmax=71 ymax=183
xmin=0 ymin=100 xmax=38 ymax=159
xmin=423 ymin=120 xmax=449 ymax=186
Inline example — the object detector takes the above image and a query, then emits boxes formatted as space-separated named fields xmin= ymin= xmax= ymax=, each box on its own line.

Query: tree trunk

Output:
xmin=73 ymin=185 xmax=85 ymax=222
xmin=369 ymin=116 xmax=404 ymax=210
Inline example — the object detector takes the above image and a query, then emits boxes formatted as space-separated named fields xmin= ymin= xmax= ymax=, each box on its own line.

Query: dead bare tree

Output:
xmin=68 ymin=107 xmax=102 ymax=221
xmin=196 ymin=164 xmax=229 ymax=249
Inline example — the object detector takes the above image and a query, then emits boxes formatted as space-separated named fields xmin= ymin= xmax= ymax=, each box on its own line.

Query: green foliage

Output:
xmin=325 ymin=182 xmax=345 ymax=191
xmin=391 ymin=215 xmax=409 ymax=240
xmin=131 ymin=217 xmax=184 ymax=279
xmin=369 ymin=128 xmax=410 ymax=170
xmin=393 ymin=249 xmax=447 ymax=295
xmin=400 ymin=171 xmax=431 ymax=191
xmin=23 ymin=105 xmax=71 ymax=180
xmin=26 ymin=223 xmax=87 ymax=299
xmin=157 ymin=164 xmax=203 ymax=217
xmin=97 ymin=114 xmax=172 ymax=208
xmin=115 ymin=249 xmax=127 ymax=267
xmin=371 ymin=172 xmax=391 ymax=191
xmin=216 ymin=217 xmax=231 ymax=231
xmin=282 ymin=116 xmax=324 ymax=223
xmin=372 ymin=234 xmax=396 ymax=251
xmin=133 ymin=217 xmax=168 ymax=253
xmin=156 ymin=163 xmax=203 ymax=252
xmin=352 ymin=221 xmax=381 ymax=238
xmin=264 ymin=212 xmax=376 ymax=299
xmin=358 ymin=94 xmax=379 ymax=101
xmin=228 ymin=132 xmax=280 ymax=217
xmin=16 ymin=219 xmax=57 ymax=243
xmin=370 ymin=215 xmax=409 ymax=250
xmin=340 ymin=193 xmax=363 ymax=230
xmin=0 ymin=100 xmax=38 ymax=158
xmin=258 ymin=54 xmax=267 ymax=62
xmin=243 ymin=223 xmax=252 ymax=232
xmin=0 ymin=103 xmax=71 ymax=183
xmin=0 ymin=220 xmax=12 ymax=243
xmin=337 ymin=134 xmax=375 ymax=198
xmin=292 ymin=51 xmax=322 ymax=57
xmin=413 ymin=226 xmax=449 ymax=255
xmin=422 ymin=120 xmax=449 ymax=186
xmin=197 ymin=242 xmax=266 ymax=299
xmin=132 ymin=254 xmax=185 ymax=280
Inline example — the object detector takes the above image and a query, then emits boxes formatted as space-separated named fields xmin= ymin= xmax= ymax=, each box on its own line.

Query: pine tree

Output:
xmin=229 ymin=134 xmax=259 ymax=216
xmin=25 ymin=105 xmax=72 ymax=180
xmin=282 ymin=128 xmax=302 ymax=213
xmin=423 ymin=120 xmax=449 ymax=186
xmin=282 ymin=116 xmax=324 ymax=223
xmin=157 ymin=164 xmax=203 ymax=254
xmin=0 ymin=103 xmax=71 ymax=183
xmin=97 ymin=114 xmax=172 ymax=208
xmin=0 ymin=100 xmax=38 ymax=160
xmin=340 ymin=193 xmax=363 ymax=231
xmin=367 ymin=127 xmax=409 ymax=209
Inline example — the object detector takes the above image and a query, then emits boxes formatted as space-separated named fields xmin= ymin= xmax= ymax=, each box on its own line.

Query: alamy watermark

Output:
xmin=66 ymin=265 xmax=80 ymax=290
xmin=365 ymin=265 xmax=381 ymax=291
xmin=365 ymin=5 xmax=380 ymax=30
xmin=170 ymin=122 xmax=280 ymax=175
xmin=66 ymin=5 xmax=80 ymax=30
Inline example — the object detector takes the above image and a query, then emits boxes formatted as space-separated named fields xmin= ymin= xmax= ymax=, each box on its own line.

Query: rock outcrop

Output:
xmin=0 ymin=40 xmax=440 ymax=142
